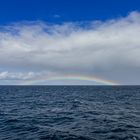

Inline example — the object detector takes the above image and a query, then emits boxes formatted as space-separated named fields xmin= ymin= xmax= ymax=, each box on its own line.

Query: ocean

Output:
xmin=0 ymin=86 xmax=140 ymax=140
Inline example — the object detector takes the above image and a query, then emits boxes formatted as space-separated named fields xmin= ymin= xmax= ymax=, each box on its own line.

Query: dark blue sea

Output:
xmin=0 ymin=86 xmax=140 ymax=140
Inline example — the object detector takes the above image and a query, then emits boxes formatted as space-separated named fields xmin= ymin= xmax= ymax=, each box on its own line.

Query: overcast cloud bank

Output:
xmin=0 ymin=11 xmax=140 ymax=84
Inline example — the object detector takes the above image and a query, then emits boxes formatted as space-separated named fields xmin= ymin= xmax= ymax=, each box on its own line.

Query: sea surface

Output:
xmin=0 ymin=86 xmax=140 ymax=140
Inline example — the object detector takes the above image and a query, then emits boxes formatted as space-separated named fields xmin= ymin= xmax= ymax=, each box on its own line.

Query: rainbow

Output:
xmin=20 ymin=74 xmax=119 ymax=85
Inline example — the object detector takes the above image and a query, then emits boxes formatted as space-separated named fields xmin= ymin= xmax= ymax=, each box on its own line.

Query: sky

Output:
xmin=0 ymin=0 xmax=140 ymax=85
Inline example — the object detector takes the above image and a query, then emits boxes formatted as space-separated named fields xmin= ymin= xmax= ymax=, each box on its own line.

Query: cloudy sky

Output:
xmin=0 ymin=0 xmax=140 ymax=85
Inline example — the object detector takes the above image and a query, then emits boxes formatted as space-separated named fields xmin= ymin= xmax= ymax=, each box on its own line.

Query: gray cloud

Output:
xmin=0 ymin=11 xmax=140 ymax=84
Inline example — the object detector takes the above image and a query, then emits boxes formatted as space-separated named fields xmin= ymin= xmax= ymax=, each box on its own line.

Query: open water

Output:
xmin=0 ymin=86 xmax=140 ymax=140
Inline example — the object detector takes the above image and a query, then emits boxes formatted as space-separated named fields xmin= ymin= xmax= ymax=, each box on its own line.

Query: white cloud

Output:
xmin=53 ymin=14 xmax=61 ymax=18
xmin=0 ymin=71 xmax=39 ymax=80
xmin=0 ymin=11 xmax=140 ymax=84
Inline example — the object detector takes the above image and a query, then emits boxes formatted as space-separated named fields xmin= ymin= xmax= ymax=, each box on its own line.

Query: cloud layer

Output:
xmin=0 ymin=11 xmax=140 ymax=84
